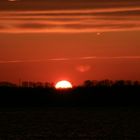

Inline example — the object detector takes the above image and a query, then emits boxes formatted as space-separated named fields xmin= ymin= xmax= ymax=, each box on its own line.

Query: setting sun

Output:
xmin=55 ymin=80 xmax=73 ymax=89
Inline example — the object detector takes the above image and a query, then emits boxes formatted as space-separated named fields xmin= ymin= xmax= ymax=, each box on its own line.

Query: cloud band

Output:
xmin=0 ymin=0 xmax=139 ymax=33
xmin=0 ymin=56 xmax=140 ymax=64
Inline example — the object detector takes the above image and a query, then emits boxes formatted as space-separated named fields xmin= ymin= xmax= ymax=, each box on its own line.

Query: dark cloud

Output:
xmin=0 ymin=0 xmax=139 ymax=33
xmin=0 ymin=0 xmax=140 ymax=11
xmin=0 ymin=25 xmax=5 ymax=29
xmin=62 ymin=23 xmax=139 ymax=32
xmin=17 ymin=23 xmax=49 ymax=29
xmin=3 ymin=9 xmax=140 ymax=17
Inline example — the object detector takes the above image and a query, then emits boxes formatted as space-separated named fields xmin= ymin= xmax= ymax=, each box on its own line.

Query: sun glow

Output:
xmin=55 ymin=80 xmax=73 ymax=89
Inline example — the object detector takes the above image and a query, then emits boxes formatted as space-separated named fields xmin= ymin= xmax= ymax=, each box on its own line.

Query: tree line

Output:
xmin=0 ymin=80 xmax=139 ymax=88
xmin=0 ymin=80 xmax=139 ymax=108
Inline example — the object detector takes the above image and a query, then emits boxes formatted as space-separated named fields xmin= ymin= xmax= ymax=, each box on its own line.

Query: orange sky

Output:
xmin=0 ymin=0 xmax=140 ymax=85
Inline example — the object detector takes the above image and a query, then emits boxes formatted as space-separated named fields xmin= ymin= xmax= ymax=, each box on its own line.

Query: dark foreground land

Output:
xmin=0 ymin=107 xmax=140 ymax=140
xmin=0 ymin=81 xmax=140 ymax=139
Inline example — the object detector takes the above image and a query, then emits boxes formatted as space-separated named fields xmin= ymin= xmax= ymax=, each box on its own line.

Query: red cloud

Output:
xmin=76 ymin=65 xmax=91 ymax=73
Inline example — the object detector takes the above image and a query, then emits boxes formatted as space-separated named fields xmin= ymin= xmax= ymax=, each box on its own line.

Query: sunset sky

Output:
xmin=0 ymin=0 xmax=140 ymax=85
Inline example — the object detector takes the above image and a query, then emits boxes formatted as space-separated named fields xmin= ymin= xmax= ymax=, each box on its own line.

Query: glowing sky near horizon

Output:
xmin=0 ymin=0 xmax=140 ymax=84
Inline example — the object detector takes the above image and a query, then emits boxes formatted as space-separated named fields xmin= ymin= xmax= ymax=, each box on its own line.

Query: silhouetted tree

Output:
xmin=133 ymin=81 xmax=140 ymax=86
xmin=0 ymin=81 xmax=16 ymax=87
xmin=83 ymin=80 xmax=94 ymax=87
xmin=97 ymin=80 xmax=113 ymax=87
xmin=113 ymin=80 xmax=125 ymax=87
xmin=45 ymin=82 xmax=54 ymax=88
